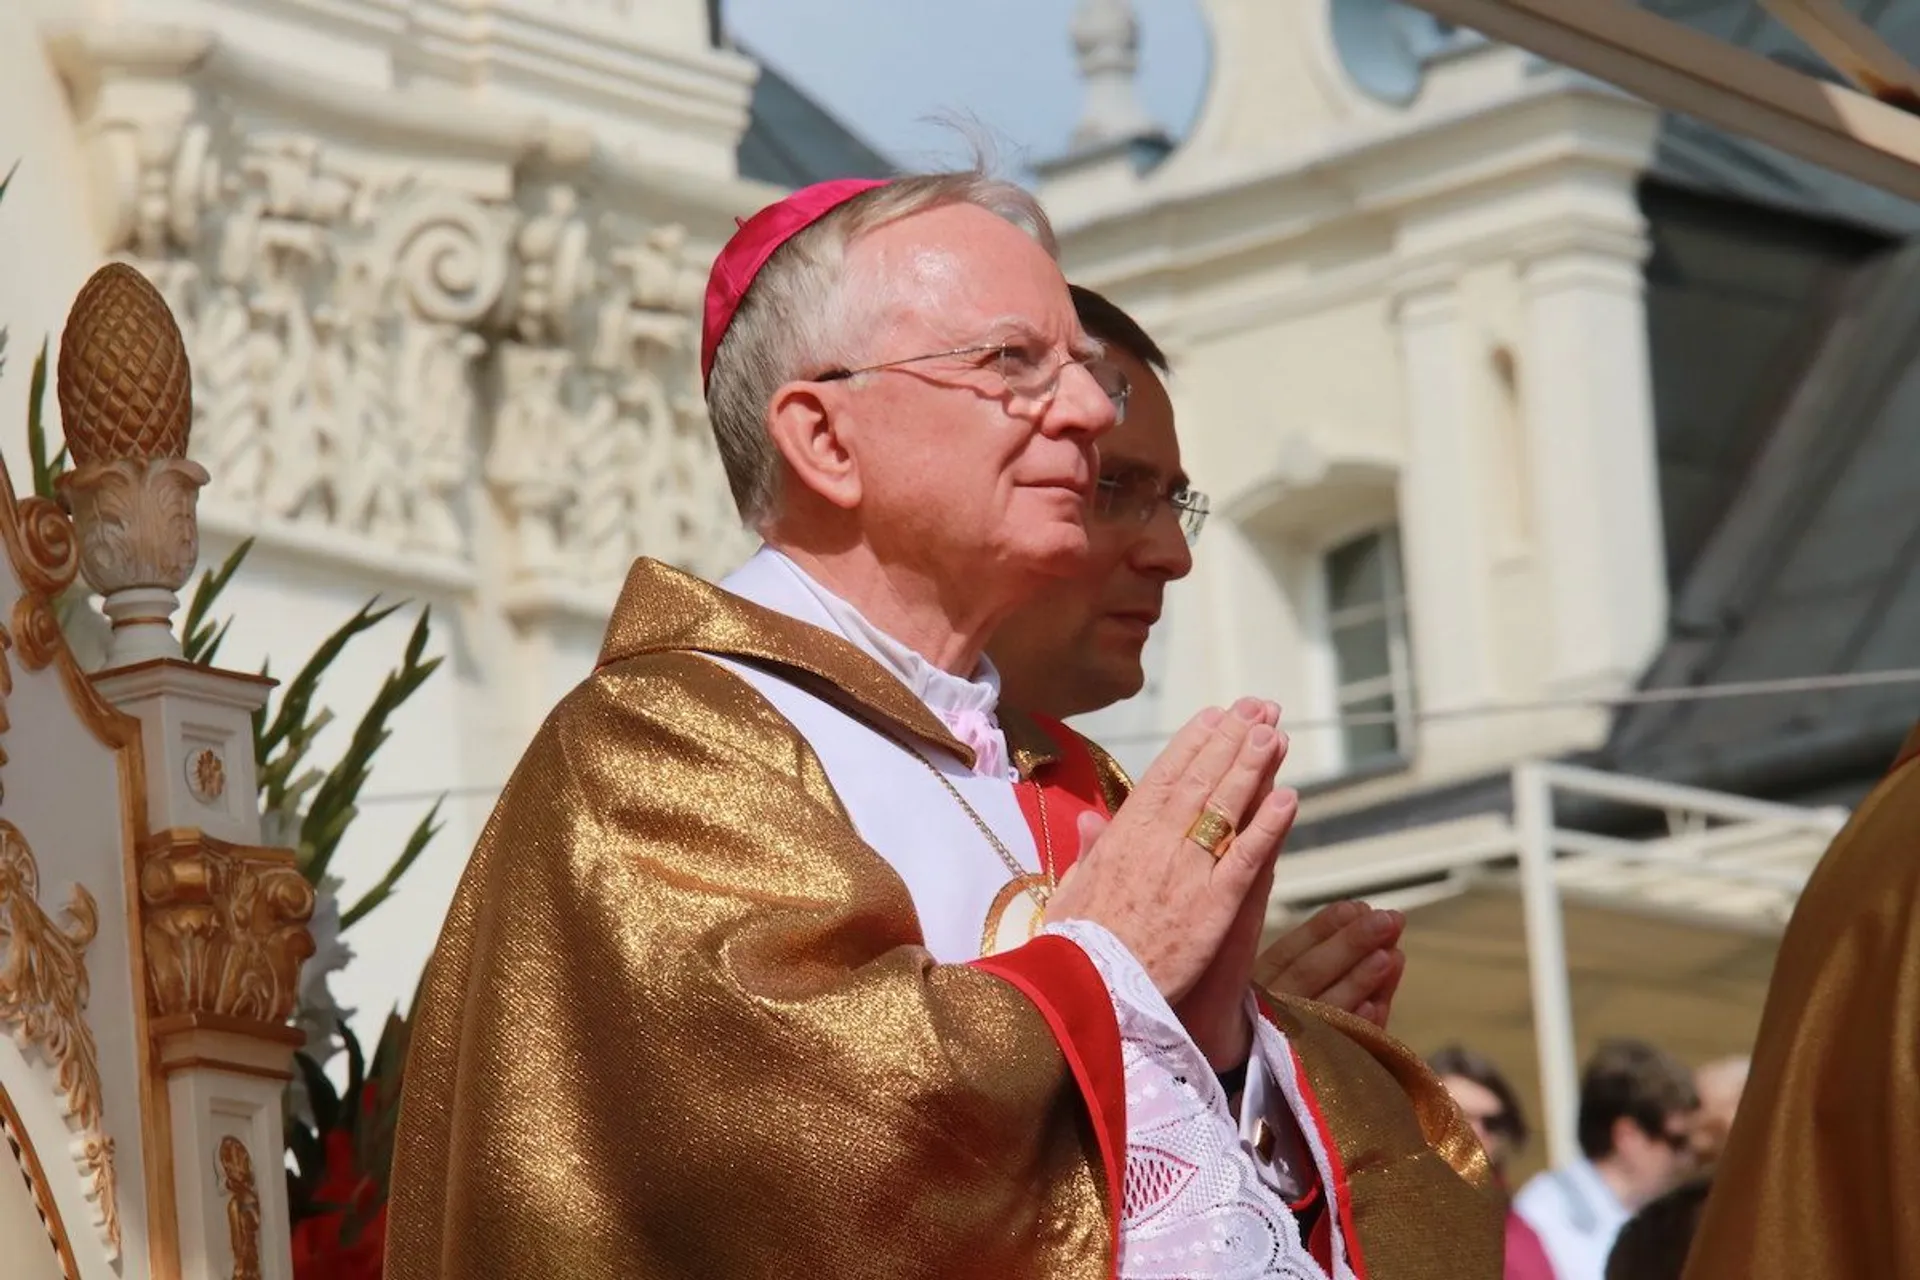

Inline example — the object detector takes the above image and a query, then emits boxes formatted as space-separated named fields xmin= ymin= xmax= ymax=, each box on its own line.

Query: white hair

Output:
xmin=706 ymin=169 xmax=1059 ymax=527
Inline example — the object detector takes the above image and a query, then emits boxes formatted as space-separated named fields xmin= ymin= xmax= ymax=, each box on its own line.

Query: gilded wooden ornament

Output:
xmin=139 ymin=830 xmax=315 ymax=1025
xmin=217 ymin=1136 xmax=262 ymax=1280
xmin=56 ymin=263 xmax=193 ymax=465
xmin=188 ymin=749 xmax=226 ymax=802
xmin=0 ymin=820 xmax=121 ymax=1260
xmin=57 ymin=456 xmax=209 ymax=599
xmin=11 ymin=597 xmax=67 ymax=673
xmin=13 ymin=496 xmax=80 ymax=602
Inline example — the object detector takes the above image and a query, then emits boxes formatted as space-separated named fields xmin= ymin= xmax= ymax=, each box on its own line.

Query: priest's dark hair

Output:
xmin=1070 ymin=284 xmax=1169 ymax=374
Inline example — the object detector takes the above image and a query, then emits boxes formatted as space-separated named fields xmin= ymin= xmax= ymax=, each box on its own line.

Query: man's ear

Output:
xmin=766 ymin=380 xmax=861 ymax=511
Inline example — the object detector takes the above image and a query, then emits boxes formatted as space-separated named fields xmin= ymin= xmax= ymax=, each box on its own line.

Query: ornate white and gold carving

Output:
xmin=0 ymin=1084 xmax=83 ymax=1280
xmin=0 ymin=821 xmax=121 ymax=1262
xmin=138 ymin=830 xmax=316 ymax=1028
xmin=53 ymin=263 xmax=209 ymax=670
xmin=187 ymin=750 xmax=226 ymax=803
xmin=216 ymin=1136 xmax=262 ymax=1280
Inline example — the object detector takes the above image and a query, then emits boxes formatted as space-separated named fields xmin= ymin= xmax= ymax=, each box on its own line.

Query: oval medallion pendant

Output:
xmin=980 ymin=873 xmax=1051 ymax=957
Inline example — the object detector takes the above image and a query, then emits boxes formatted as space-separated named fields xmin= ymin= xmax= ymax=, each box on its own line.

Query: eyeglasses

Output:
xmin=1093 ymin=465 xmax=1210 ymax=544
xmin=816 ymin=342 xmax=1131 ymax=423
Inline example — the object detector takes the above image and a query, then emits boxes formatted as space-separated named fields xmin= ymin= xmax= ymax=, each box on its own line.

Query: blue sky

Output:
xmin=723 ymin=0 xmax=1214 ymax=176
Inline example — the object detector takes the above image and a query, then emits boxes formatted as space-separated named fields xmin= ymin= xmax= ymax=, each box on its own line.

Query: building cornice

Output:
xmin=1056 ymin=71 xmax=1661 ymax=297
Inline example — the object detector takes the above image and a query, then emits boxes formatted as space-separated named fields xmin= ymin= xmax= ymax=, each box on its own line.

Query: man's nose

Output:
xmin=1130 ymin=506 xmax=1195 ymax=581
xmin=1044 ymin=360 xmax=1118 ymax=442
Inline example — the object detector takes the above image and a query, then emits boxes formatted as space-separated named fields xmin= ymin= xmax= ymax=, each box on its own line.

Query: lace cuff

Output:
xmin=1043 ymin=920 xmax=1331 ymax=1279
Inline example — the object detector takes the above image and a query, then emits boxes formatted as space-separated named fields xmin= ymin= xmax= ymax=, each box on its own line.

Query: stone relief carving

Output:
xmin=489 ymin=190 xmax=756 ymax=591
xmin=138 ymin=830 xmax=316 ymax=1026
xmin=0 ymin=820 xmax=121 ymax=1261
xmin=99 ymin=115 xmax=504 ymax=563
xmin=87 ymin=85 xmax=756 ymax=595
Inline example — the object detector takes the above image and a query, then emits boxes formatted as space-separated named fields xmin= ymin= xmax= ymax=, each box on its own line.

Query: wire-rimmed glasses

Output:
xmin=816 ymin=342 xmax=1132 ymax=423
xmin=1093 ymin=464 xmax=1210 ymax=544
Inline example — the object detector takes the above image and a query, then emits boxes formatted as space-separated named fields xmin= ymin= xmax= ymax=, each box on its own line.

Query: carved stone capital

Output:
xmin=139 ymin=829 xmax=316 ymax=1030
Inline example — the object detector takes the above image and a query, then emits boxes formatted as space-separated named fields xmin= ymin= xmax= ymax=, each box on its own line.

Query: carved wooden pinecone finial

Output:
xmin=57 ymin=262 xmax=193 ymax=465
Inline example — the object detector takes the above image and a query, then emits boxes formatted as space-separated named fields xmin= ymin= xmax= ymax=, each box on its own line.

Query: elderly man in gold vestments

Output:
xmin=1680 ymin=718 xmax=1920 ymax=1279
xmin=388 ymin=174 xmax=1499 ymax=1280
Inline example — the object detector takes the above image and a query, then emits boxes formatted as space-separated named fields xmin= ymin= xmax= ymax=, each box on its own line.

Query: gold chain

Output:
xmin=895 ymin=737 xmax=1056 ymax=909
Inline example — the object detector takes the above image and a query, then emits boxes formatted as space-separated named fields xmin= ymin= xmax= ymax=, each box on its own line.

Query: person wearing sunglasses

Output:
xmin=1430 ymin=1045 xmax=1558 ymax=1280
xmin=1514 ymin=1038 xmax=1701 ymax=1280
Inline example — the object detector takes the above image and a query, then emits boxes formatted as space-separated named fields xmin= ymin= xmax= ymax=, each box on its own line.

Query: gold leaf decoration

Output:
xmin=11 ymin=596 xmax=65 ymax=673
xmin=56 ymin=263 xmax=193 ymax=466
xmin=0 ymin=819 xmax=120 ymax=1259
xmin=140 ymin=830 xmax=315 ymax=1025
xmin=218 ymin=1136 xmax=262 ymax=1280
xmin=13 ymin=496 xmax=79 ymax=601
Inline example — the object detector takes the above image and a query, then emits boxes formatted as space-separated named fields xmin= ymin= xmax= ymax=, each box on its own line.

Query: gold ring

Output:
xmin=1185 ymin=807 xmax=1235 ymax=859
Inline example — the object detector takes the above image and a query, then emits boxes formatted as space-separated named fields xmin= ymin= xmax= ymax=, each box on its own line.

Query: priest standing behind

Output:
xmin=387 ymin=173 xmax=1486 ymax=1279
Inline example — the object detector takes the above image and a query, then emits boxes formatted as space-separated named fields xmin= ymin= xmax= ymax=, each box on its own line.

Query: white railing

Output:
xmin=1266 ymin=760 xmax=1849 ymax=1169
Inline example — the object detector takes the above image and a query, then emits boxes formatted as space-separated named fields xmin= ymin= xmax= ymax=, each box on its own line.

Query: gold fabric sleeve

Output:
xmin=1266 ymin=997 xmax=1503 ymax=1278
xmin=386 ymin=651 xmax=1109 ymax=1280
xmin=1682 ymin=740 xmax=1920 ymax=1279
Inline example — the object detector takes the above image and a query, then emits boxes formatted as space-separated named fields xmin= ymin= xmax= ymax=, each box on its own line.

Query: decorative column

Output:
xmin=1516 ymin=223 xmax=1667 ymax=695
xmin=1390 ymin=267 xmax=1499 ymax=756
xmin=62 ymin=263 xmax=313 ymax=1280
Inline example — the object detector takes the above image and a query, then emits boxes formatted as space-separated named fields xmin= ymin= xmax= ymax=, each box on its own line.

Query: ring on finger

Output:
xmin=1185 ymin=806 xmax=1236 ymax=860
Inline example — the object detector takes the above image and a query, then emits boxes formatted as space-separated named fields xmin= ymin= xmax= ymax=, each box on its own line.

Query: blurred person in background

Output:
xmin=1604 ymin=1177 xmax=1712 ymax=1280
xmin=1513 ymin=1039 xmax=1699 ymax=1280
xmin=1687 ymin=1056 xmax=1747 ymax=1168
xmin=1430 ymin=1045 xmax=1558 ymax=1280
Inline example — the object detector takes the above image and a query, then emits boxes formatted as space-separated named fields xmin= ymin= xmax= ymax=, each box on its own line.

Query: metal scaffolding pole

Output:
xmin=1513 ymin=762 xmax=1581 ymax=1170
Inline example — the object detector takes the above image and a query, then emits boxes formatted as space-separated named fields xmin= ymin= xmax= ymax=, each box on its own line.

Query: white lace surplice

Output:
xmin=1049 ymin=921 xmax=1350 ymax=1280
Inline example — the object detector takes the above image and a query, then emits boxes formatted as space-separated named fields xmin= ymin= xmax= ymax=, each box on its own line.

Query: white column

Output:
xmin=1391 ymin=271 xmax=1498 ymax=749
xmin=1514 ymin=763 xmax=1579 ymax=1170
xmin=1518 ymin=227 xmax=1668 ymax=695
xmin=95 ymin=664 xmax=305 ymax=1280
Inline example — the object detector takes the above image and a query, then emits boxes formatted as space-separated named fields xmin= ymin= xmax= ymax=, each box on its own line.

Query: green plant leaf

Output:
xmin=256 ymin=597 xmax=400 ymax=772
xmin=25 ymin=339 xmax=66 ymax=501
xmin=293 ymin=1048 xmax=342 ymax=1140
xmin=182 ymin=538 xmax=254 ymax=665
xmin=299 ymin=606 xmax=441 ymax=885
xmin=339 ymin=796 xmax=444 ymax=930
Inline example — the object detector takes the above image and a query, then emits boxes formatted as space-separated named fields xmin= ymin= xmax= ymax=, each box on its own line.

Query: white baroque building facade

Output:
xmin=0 ymin=0 xmax=782 ymax=1040
xmin=1052 ymin=1 xmax=1668 ymax=797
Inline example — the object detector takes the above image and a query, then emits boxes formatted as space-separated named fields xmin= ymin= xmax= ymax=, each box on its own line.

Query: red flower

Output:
xmin=290 ymin=1131 xmax=387 ymax=1280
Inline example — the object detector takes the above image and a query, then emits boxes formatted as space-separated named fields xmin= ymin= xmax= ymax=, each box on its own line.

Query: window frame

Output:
xmin=1322 ymin=525 xmax=1419 ymax=773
